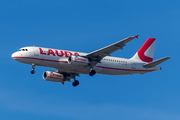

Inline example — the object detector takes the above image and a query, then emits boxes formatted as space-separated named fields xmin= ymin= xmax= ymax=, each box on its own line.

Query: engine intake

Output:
xmin=43 ymin=71 xmax=64 ymax=82
xmin=68 ymin=56 xmax=89 ymax=66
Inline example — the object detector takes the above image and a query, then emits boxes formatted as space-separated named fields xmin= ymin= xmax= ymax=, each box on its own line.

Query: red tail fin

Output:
xmin=131 ymin=38 xmax=156 ymax=63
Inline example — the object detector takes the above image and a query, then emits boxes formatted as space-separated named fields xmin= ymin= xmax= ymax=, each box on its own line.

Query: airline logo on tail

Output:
xmin=131 ymin=38 xmax=156 ymax=63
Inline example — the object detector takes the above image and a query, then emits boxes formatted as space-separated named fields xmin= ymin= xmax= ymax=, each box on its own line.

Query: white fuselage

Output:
xmin=12 ymin=46 xmax=160 ymax=75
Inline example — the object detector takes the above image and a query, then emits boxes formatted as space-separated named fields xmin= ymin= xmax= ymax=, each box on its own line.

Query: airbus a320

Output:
xmin=12 ymin=35 xmax=170 ymax=87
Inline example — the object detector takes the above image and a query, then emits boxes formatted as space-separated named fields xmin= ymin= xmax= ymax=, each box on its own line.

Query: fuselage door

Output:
xmin=131 ymin=63 xmax=136 ymax=69
xmin=33 ymin=47 xmax=39 ymax=56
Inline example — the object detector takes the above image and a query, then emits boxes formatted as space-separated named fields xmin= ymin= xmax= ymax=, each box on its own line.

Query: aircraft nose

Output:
xmin=11 ymin=52 xmax=18 ymax=59
xmin=11 ymin=53 xmax=15 ymax=59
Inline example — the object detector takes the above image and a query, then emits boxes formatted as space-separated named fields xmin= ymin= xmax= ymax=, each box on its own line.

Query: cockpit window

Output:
xmin=18 ymin=49 xmax=28 ymax=51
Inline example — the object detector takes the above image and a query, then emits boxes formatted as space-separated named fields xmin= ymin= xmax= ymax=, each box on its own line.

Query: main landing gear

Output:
xmin=89 ymin=69 xmax=96 ymax=76
xmin=72 ymin=80 xmax=79 ymax=87
xmin=72 ymin=74 xmax=79 ymax=87
xmin=31 ymin=64 xmax=35 ymax=74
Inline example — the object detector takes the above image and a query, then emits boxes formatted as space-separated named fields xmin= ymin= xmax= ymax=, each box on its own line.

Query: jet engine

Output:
xmin=68 ymin=56 xmax=89 ymax=66
xmin=43 ymin=71 xmax=64 ymax=82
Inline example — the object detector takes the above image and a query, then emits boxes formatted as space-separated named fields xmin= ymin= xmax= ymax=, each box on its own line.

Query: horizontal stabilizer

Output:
xmin=143 ymin=57 xmax=170 ymax=68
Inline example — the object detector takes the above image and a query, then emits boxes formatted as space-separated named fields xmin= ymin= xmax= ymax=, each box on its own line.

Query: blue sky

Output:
xmin=0 ymin=0 xmax=179 ymax=120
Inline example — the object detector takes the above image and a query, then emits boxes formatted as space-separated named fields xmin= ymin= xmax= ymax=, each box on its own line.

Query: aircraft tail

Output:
xmin=131 ymin=38 xmax=156 ymax=63
xmin=143 ymin=57 xmax=170 ymax=68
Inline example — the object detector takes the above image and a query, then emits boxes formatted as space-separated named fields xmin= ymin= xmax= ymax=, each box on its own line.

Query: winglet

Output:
xmin=135 ymin=35 xmax=139 ymax=39
xmin=62 ymin=82 xmax=64 ymax=85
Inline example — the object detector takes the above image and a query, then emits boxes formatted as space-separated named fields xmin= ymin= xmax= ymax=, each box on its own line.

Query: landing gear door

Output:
xmin=33 ymin=47 xmax=39 ymax=56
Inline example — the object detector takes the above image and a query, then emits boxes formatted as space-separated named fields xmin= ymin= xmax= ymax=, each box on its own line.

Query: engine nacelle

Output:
xmin=43 ymin=71 xmax=64 ymax=82
xmin=68 ymin=56 xmax=89 ymax=66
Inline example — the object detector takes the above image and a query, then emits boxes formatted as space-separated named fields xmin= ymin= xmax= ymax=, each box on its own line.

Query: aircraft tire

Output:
xmin=31 ymin=70 xmax=35 ymax=74
xmin=72 ymin=80 xmax=79 ymax=87
xmin=89 ymin=70 xmax=96 ymax=76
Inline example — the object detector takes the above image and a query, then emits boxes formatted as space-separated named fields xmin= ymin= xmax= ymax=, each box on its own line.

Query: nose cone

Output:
xmin=11 ymin=52 xmax=15 ymax=59
xmin=11 ymin=52 xmax=19 ymax=60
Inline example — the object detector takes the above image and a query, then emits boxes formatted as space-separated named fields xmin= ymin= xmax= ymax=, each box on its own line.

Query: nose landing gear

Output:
xmin=31 ymin=64 xmax=35 ymax=74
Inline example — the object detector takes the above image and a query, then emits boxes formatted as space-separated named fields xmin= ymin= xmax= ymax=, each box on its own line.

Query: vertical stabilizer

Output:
xmin=131 ymin=38 xmax=156 ymax=63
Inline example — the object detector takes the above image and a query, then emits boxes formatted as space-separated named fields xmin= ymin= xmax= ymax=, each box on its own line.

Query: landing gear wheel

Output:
xmin=89 ymin=69 xmax=96 ymax=76
xmin=31 ymin=70 xmax=35 ymax=74
xmin=72 ymin=80 xmax=79 ymax=87
xmin=31 ymin=63 xmax=35 ymax=74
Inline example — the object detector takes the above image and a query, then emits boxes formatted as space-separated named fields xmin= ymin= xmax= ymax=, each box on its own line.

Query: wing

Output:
xmin=85 ymin=35 xmax=138 ymax=67
xmin=87 ymin=35 xmax=138 ymax=58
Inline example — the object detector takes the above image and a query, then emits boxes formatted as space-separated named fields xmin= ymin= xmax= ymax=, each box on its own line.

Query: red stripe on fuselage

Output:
xmin=96 ymin=65 xmax=154 ymax=72
xmin=13 ymin=56 xmax=67 ymax=63
xmin=12 ymin=56 xmax=155 ymax=72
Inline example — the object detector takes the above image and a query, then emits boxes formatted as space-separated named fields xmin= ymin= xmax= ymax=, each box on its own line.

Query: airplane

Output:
xmin=11 ymin=35 xmax=170 ymax=87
